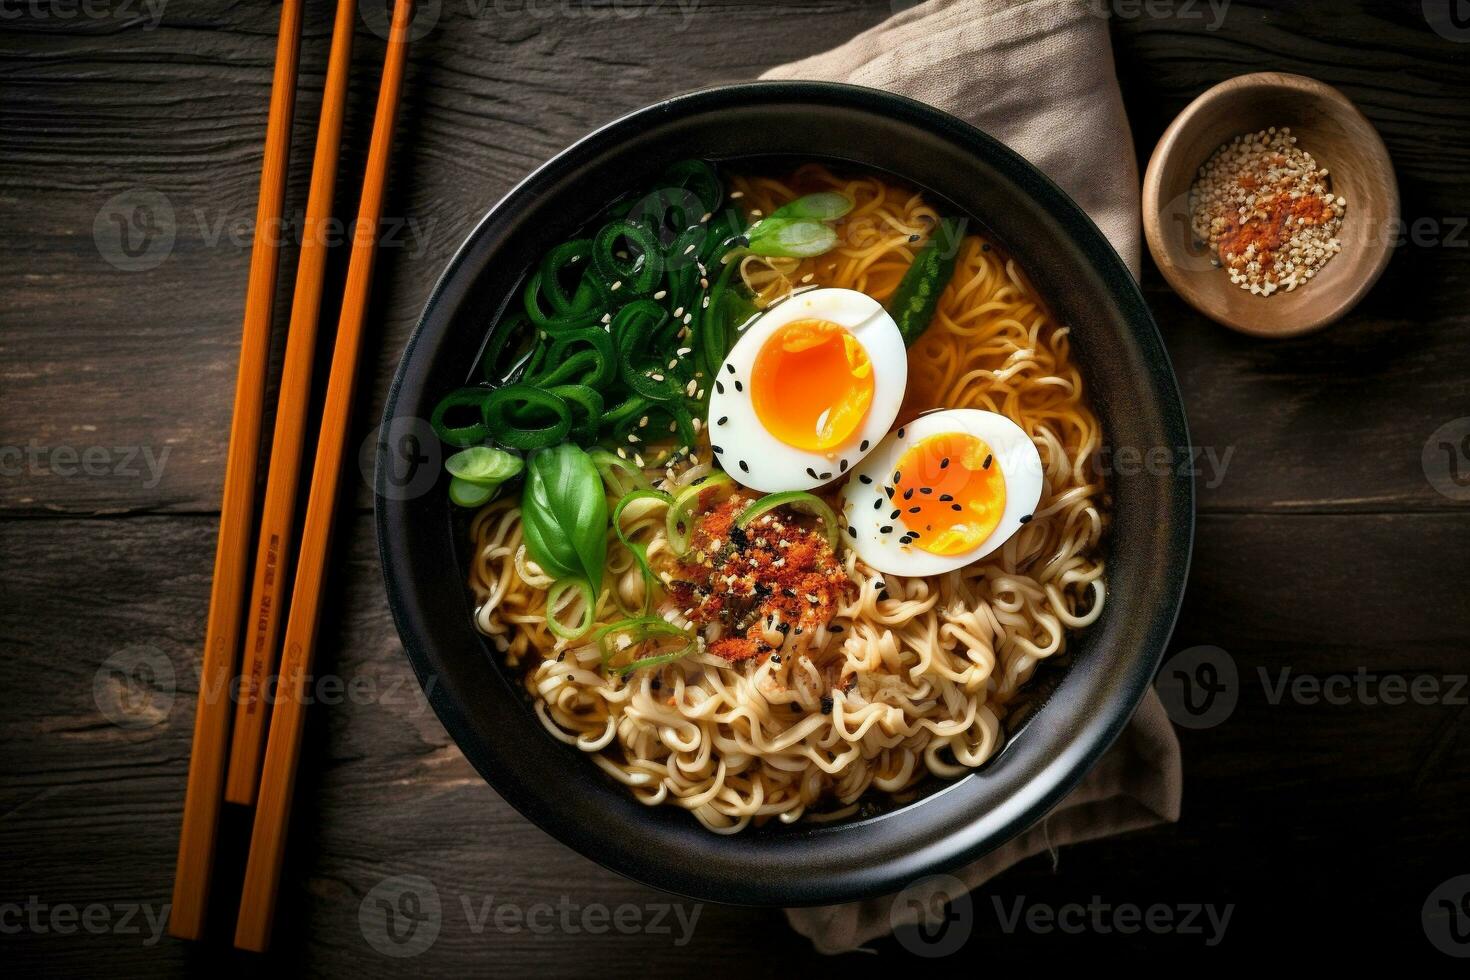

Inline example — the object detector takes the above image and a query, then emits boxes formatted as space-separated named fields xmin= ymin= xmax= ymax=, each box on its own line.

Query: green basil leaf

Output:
xmin=746 ymin=218 xmax=838 ymax=258
xmin=768 ymin=191 xmax=853 ymax=223
xmin=520 ymin=443 xmax=608 ymax=593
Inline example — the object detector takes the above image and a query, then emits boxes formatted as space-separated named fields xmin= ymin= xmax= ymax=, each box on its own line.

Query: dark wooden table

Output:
xmin=3 ymin=0 xmax=1467 ymax=971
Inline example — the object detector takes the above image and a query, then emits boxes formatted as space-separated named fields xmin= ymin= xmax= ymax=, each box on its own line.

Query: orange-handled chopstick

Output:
xmin=170 ymin=0 xmax=302 ymax=942
xmin=225 ymin=0 xmax=359 ymax=808
xmin=235 ymin=0 xmax=416 ymax=952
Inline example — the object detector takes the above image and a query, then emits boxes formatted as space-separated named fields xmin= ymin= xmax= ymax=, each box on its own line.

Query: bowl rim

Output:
xmin=377 ymin=80 xmax=1193 ymax=906
xmin=1141 ymin=71 xmax=1399 ymax=338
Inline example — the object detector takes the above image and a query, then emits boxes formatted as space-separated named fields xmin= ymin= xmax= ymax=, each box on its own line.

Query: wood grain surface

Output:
xmin=2 ymin=0 xmax=1467 ymax=970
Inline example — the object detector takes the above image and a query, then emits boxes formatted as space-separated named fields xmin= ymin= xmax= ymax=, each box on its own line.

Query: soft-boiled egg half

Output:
xmin=707 ymin=287 xmax=907 ymax=492
xmin=841 ymin=409 xmax=1044 ymax=576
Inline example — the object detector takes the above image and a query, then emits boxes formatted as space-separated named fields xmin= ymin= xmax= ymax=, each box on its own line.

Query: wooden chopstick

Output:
xmin=224 ymin=0 xmax=359 ymax=809
xmin=169 ymin=0 xmax=302 ymax=943
xmin=234 ymin=0 xmax=417 ymax=952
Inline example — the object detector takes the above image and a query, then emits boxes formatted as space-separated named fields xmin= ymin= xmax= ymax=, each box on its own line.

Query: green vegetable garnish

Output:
xmin=735 ymin=491 xmax=841 ymax=552
xmin=746 ymin=219 xmax=838 ymax=259
xmin=445 ymin=445 xmax=523 ymax=486
xmin=546 ymin=578 xmax=597 ymax=640
xmin=666 ymin=472 xmax=733 ymax=556
xmin=448 ymin=476 xmax=497 ymax=509
xmin=767 ymin=191 xmax=854 ymax=223
xmin=597 ymin=616 xmax=696 ymax=675
xmin=429 ymin=159 xmax=750 ymax=480
xmin=520 ymin=443 xmax=609 ymax=594
xmin=745 ymin=191 xmax=853 ymax=258
xmin=888 ymin=216 xmax=967 ymax=346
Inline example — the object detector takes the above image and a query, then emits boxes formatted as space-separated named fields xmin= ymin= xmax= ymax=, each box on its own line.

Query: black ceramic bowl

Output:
xmin=377 ymin=82 xmax=1192 ymax=907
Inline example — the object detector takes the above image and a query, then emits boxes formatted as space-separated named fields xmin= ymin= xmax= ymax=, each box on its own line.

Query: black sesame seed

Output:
xmin=952 ymin=503 xmax=962 ymax=511
xmin=734 ymin=380 xmax=743 ymax=392
xmin=908 ymin=506 xmax=921 ymax=514
xmin=770 ymin=653 xmax=782 ymax=664
xmin=821 ymin=696 xmax=833 ymax=714
xmin=711 ymin=444 xmax=724 ymax=455
xmin=715 ymin=380 xmax=725 ymax=394
xmin=920 ymin=487 xmax=932 ymax=495
xmin=847 ymin=525 xmax=857 ymax=539
xmin=790 ymin=702 xmax=801 ymax=714
xmin=717 ymin=416 xmax=728 ymax=426
xmin=829 ymin=624 xmax=844 ymax=633
xmin=879 ymin=525 xmax=893 ymax=534
xmin=897 ymin=427 xmax=905 ymax=438
xmin=983 ymin=454 xmax=992 ymax=469
xmin=878 ymin=590 xmax=891 ymax=601
xmin=725 ymin=363 xmax=735 ymax=374
xmin=739 ymin=460 xmax=749 ymax=473
xmin=1019 ymin=514 xmax=1033 ymax=524
xmin=940 ymin=457 xmax=950 ymax=469
xmin=908 ymin=530 xmax=921 ymax=539
xmin=839 ymin=459 xmax=848 ymax=473
xmin=782 ymin=588 xmax=797 ymax=598
xmin=939 ymin=494 xmax=953 ymax=501
xmin=893 ymin=471 xmax=901 ymax=483
xmin=820 ymin=471 xmax=831 ymax=480
xmin=903 ymin=488 xmax=914 ymax=500
xmin=875 ymin=581 xmax=886 ymax=590
xmin=873 ymin=499 xmax=882 ymax=510
xmin=556 ymin=651 xmax=566 ymax=662
xmin=908 ymin=233 xmax=920 ymax=242
xmin=858 ymin=473 xmax=873 ymax=484
xmin=890 ymin=509 xmax=900 ymax=520
xmin=860 ymin=439 xmax=870 ymax=451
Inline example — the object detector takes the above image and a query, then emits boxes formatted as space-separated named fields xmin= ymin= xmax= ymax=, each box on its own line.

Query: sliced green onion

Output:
xmin=768 ymin=192 xmax=853 ymax=222
xmin=546 ymin=578 xmax=597 ymax=640
xmin=482 ymin=383 xmax=572 ymax=450
xmin=431 ymin=387 xmax=491 ymax=448
xmin=735 ymin=490 xmax=841 ymax=552
xmin=589 ymin=447 xmax=652 ymax=496
xmin=666 ymin=472 xmax=733 ymax=556
xmin=746 ymin=218 xmax=838 ymax=259
xmin=448 ymin=476 xmax=497 ymax=508
xmin=445 ymin=445 xmax=523 ymax=486
xmin=596 ymin=616 xmax=695 ymax=675
xmin=613 ymin=489 xmax=672 ymax=615
xmin=547 ymin=384 xmax=604 ymax=441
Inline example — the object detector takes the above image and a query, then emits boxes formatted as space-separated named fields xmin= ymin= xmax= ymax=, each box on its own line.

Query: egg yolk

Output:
xmin=751 ymin=318 xmax=874 ymax=452
xmin=892 ymin=433 xmax=1007 ymax=555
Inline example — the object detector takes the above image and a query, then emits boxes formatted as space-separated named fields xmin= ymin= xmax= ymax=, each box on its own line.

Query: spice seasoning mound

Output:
xmin=667 ymin=494 xmax=851 ymax=663
xmin=1189 ymin=127 xmax=1345 ymax=296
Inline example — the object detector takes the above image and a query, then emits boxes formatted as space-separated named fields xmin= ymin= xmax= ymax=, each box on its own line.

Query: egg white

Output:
xmin=840 ymin=408 xmax=1044 ymax=577
xmin=706 ymin=287 xmax=907 ymax=493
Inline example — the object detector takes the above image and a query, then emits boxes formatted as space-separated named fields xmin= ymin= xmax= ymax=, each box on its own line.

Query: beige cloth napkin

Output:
xmin=764 ymin=0 xmax=1182 ymax=953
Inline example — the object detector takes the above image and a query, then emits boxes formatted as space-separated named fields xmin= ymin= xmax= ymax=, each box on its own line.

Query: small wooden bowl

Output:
xmin=1142 ymin=72 xmax=1398 ymax=338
